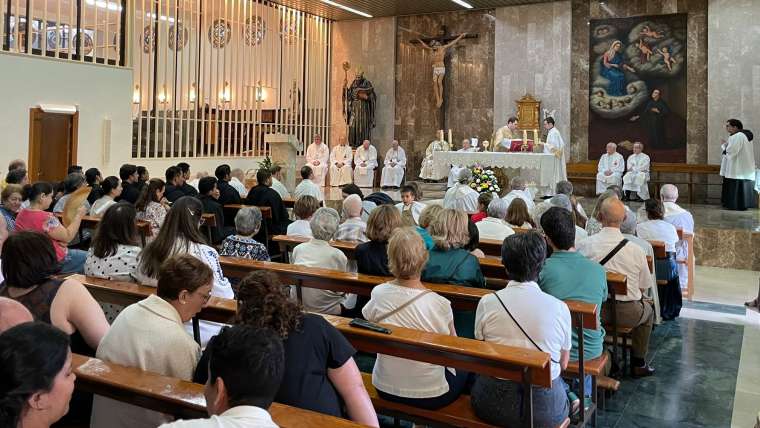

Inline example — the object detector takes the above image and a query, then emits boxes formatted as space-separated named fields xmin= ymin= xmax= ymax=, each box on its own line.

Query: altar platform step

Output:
xmin=406 ymin=180 xmax=447 ymax=200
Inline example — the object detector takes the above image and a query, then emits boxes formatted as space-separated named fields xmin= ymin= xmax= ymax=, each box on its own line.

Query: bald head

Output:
xmin=343 ymin=194 xmax=363 ymax=219
xmin=0 ymin=297 xmax=33 ymax=333
xmin=600 ymin=198 xmax=626 ymax=228
xmin=660 ymin=184 xmax=679 ymax=202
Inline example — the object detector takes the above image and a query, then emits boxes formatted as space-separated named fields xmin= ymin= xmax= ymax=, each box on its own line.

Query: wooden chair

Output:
xmin=603 ymin=272 xmax=634 ymax=376
xmin=72 ymin=354 xmax=365 ymax=427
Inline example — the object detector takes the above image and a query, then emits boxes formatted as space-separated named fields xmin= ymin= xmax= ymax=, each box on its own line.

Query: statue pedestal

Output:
xmin=265 ymin=133 xmax=299 ymax=191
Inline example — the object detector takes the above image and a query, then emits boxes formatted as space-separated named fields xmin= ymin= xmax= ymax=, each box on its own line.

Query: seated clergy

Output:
xmin=476 ymin=198 xmax=515 ymax=241
xmin=419 ymin=130 xmax=448 ymax=181
xmin=443 ymin=169 xmax=479 ymax=214
xmin=380 ymin=139 xmax=406 ymax=189
xmin=353 ymin=139 xmax=378 ymax=188
xmin=294 ymin=166 xmax=324 ymax=202
xmin=447 ymin=138 xmax=478 ymax=188
xmin=305 ymin=134 xmax=329 ymax=186
xmin=502 ymin=176 xmax=535 ymax=212
xmin=622 ymin=142 xmax=651 ymax=201
xmin=329 ymin=136 xmax=353 ymax=187
xmin=596 ymin=143 xmax=625 ymax=194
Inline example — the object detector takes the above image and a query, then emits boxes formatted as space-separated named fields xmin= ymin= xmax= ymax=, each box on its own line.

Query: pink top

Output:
xmin=15 ymin=209 xmax=68 ymax=261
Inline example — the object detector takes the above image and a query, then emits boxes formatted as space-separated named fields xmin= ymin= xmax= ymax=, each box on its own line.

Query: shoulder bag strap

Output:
xmin=599 ymin=239 xmax=628 ymax=266
xmin=375 ymin=289 xmax=433 ymax=323
xmin=493 ymin=292 xmax=560 ymax=364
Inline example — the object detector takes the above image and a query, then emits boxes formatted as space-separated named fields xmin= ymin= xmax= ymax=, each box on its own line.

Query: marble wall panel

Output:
xmin=694 ymin=227 xmax=760 ymax=271
xmin=570 ymin=0 xmax=708 ymax=163
xmin=330 ymin=17 xmax=396 ymax=156
xmin=395 ymin=10 xmax=495 ymax=179
xmin=494 ymin=2 xmax=572 ymax=155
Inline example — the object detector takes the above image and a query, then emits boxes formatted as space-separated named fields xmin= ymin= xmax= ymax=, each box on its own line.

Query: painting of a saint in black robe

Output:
xmin=588 ymin=14 xmax=687 ymax=162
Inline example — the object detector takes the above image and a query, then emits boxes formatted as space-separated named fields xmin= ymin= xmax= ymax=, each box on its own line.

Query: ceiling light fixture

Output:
xmin=320 ymin=0 xmax=373 ymax=18
xmin=451 ymin=0 xmax=473 ymax=9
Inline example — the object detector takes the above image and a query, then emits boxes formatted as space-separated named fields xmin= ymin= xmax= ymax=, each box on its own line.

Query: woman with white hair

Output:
xmin=219 ymin=207 xmax=269 ymax=261
xmin=475 ymin=198 xmax=515 ymax=241
xmin=335 ymin=194 xmax=368 ymax=242
xmin=291 ymin=207 xmax=355 ymax=315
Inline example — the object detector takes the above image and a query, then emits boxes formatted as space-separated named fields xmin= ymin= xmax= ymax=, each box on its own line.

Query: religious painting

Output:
xmin=588 ymin=14 xmax=687 ymax=163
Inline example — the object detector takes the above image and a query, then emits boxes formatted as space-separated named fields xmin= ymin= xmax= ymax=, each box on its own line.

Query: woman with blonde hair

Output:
xmin=423 ymin=208 xmax=485 ymax=288
xmin=415 ymin=203 xmax=442 ymax=249
xmin=363 ymin=227 xmax=468 ymax=410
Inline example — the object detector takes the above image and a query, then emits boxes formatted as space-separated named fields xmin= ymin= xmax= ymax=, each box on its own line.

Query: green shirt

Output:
xmin=539 ymin=251 xmax=607 ymax=361
xmin=422 ymin=248 xmax=485 ymax=289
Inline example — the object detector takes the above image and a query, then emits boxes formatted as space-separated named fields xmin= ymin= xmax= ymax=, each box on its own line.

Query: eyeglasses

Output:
xmin=192 ymin=289 xmax=212 ymax=303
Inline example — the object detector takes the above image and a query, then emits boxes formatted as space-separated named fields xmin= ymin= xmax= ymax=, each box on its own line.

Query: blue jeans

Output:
xmin=60 ymin=249 xmax=87 ymax=274
xmin=563 ymin=374 xmax=592 ymax=398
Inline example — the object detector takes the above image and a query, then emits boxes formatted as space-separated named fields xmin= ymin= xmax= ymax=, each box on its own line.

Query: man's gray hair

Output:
xmin=310 ymin=207 xmax=340 ymax=241
xmin=457 ymin=168 xmax=472 ymax=184
xmin=234 ymin=206 xmax=262 ymax=236
xmin=555 ymin=180 xmax=573 ymax=196
xmin=549 ymin=194 xmax=573 ymax=212
xmin=620 ymin=210 xmax=638 ymax=234
xmin=510 ymin=176 xmax=526 ymax=191
xmin=487 ymin=198 xmax=509 ymax=219
xmin=660 ymin=184 xmax=679 ymax=202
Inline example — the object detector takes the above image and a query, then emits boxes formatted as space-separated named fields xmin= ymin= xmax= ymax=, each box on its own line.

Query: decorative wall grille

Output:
xmin=131 ymin=0 xmax=331 ymax=159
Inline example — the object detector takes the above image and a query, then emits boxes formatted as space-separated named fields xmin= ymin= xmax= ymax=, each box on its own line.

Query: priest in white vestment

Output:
xmin=622 ymin=142 xmax=651 ymax=201
xmin=329 ymin=136 xmax=353 ymax=187
xmin=294 ymin=166 xmax=324 ymax=202
xmin=380 ymin=140 xmax=406 ymax=188
xmin=420 ymin=130 xmax=448 ymax=180
xmin=447 ymin=139 xmax=478 ymax=188
xmin=492 ymin=116 xmax=518 ymax=152
xmin=720 ymin=119 xmax=757 ymax=210
xmin=353 ymin=139 xmax=378 ymax=188
xmin=501 ymin=176 xmax=535 ymax=212
xmin=443 ymin=169 xmax=479 ymax=214
xmin=596 ymin=142 xmax=625 ymax=194
xmin=660 ymin=184 xmax=694 ymax=291
xmin=543 ymin=117 xmax=567 ymax=182
xmin=305 ymin=135 xmax=329 ymax=186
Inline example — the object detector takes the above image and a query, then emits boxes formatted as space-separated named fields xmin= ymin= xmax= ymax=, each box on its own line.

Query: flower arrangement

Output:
xmin=468 ymin=164 xmax=501 ymax=194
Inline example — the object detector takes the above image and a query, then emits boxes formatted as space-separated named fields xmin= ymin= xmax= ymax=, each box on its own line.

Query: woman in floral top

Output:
xmin=135 ymin=178 xmax=169 ymax=240
xmin=220 ymin=206 xmax=270 ymax=261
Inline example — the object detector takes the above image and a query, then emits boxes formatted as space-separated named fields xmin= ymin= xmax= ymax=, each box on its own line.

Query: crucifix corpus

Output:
xmin=412 ymin=26 xmax=478 ymax=109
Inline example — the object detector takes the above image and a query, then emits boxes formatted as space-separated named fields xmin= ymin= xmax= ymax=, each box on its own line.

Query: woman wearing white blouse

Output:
xmin=636 ymin=199 xmax=682 ymax=320
xmin=362 ymin=227 xmax=469 ymax=410
xmin=89 ymin=176 xmax=122 ymax=217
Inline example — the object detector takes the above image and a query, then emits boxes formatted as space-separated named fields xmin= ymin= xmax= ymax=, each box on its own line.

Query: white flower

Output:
xmin=476 ymin=179 xmax=481 ymax=183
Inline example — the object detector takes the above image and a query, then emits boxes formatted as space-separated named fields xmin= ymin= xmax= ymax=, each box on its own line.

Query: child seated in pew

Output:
xmin=219 ymin=207 xmax=270 ymax=261
xmin=395 ymin=184 xmax=426 ymax=226
xmin=470 ymin=192 xmax=493 ymax=223
xmin=363 ymin=227 xmax=470 ymax=410
xmin=92 ymin=255 xmax=211 ymax=428
xmin=193 ymin=271 xmax=379 ymax=427
xmin=286 ymin=194 xmax=319 ymax=238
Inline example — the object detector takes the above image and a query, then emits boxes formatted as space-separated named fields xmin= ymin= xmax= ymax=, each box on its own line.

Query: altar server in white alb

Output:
xmin=720 ymin=119 xmax=757 ymax=211
xmin=623 ymin=142 xmax=650 ymax=201
xmin=380 ymin=139 xmax=406 ymax=188
xmin=543 ymin=117 xmax=567 ymax=182
xmin=305 ymin=134 xmax=329 ymax=186
xmin=329 ymin=136 xmax=353 ymax=187
xmin=420 ymin=130 xmax=448 ymax=180
xmin=443 ymin=169 xmax=479 ymax=214
xmin=447 ymin=138 xmax=478 ymax=188
xmin=353 ymin=139 xmax=378 ymax=188
xmin=596 ymin=142 xmax=625 ymax=194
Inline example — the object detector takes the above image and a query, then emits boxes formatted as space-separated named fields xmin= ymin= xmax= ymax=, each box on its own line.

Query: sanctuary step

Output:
xmin=405 ymin=180 xmax=447 ymax=199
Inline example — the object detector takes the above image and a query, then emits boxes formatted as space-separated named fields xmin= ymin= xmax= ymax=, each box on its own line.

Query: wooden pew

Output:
xmin=72 ymin=354 xmax=365 ymax=427
xmin=73 ymin=274 xmax=560 ymax=427
xmin=56 ymin=213 xmax=152 ymax=246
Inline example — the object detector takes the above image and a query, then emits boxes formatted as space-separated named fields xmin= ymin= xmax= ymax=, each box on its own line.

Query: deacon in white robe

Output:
xmin=543 ymin=118 xmax=567 ymax=182
xmin=660 ymin=184 xmax=694 ymax=291
xmin=720 ymin=120 xmax=757 ymax=210
xmin=595 ymin=142 xmax=625 ymax=194
xmin=492 ymin=116 xmax=518 ymax=152
xmin=622 ymin=142 xmax=651 ymax=200
xmin=420 ymin=131 xmax=448 ymax=180
xmin=443 ymin=169 xmax=479 ymax=214
xmin=447 ymin=139 xmax=478 ymax=188
xmin=353 ymin=139 xmax=378 ymax=188
xmin=380 ymin=140 xmax=406 ymax=188
xmin=329 ymin=136 xmax=353 ymax=187
xmin=305 ymin=135 xmax=329 ymax=186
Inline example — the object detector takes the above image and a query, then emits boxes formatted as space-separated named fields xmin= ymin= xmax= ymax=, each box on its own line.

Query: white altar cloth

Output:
xmin=432 ymin=151 xmax=565 ymax=191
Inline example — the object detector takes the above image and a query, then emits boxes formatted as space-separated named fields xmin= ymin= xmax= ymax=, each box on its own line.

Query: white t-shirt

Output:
xmin=362 ymin=282 xmax=454 ymax=398
xmin=291 ymin=239 xmax=350 ymax=314
xmin=159 ymin=406 xmax=278 ymax=428
xmin=286 ymin=219 xmax=312 ymax=238
xmin=476 ymin=217 xmax=515 ymax=241
xmin=293 ymin=179 xmax=324 ymax=202
xmin=636 ymin=219 xmax=679 ymax=253
xmin=475 ymin=281 xmax=571 ymax=380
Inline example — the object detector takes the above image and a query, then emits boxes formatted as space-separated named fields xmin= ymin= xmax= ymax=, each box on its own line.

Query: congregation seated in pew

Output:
xmin=502 ymin=176 xmax=535 ymax=212
xmin=470 ymin=192 xmax=493 ymax=223
xmin=505 ymin=197 xmax=535 ymax=229
xmin=340 ymin=184 xmax=377 ymax=222
xmin=356 ymin=205 xmax=401 ymax=278
xmin=287 ymin=195 xmax=318 ymax=238
xmin=443 ymin=169 xmax=479 ymax=214
xmin=246 ymin=169 xmax=292 ymax=251
xmin=214 ymin=164 xmax=242 ymax=210
xmin=53 ymin=173 xmax=92 ymax=215
xmin=89 ymin=176 xmax=121 ymax=217
xmin=117 ymin=164 xmax=141 ymax=204
xmin=165 ymin=166 xmax=190 ymax=203
xmin=465 ymin=219 xmax=486 ymax=259
xmin=336 ymin=194 xmax=368 ymax=243
xmin=197 ymin=176 xmax=234 ymax=245
xmin=476 ymin=197 xmax=516 ymax=241
xmin=415 ymin=203 xmax=441 ymax=250
xmin=194 ymin=271 xmax=379 ymax=426
xmin=92 ymin=255 xmax=211 ymax=428
xmin=422 ymin=208 xmax=485 ymax=288
xmin=294 ymin=165 xmax=325 ymax=202
xmin=135 ymin=178 xmax=169 ymax=239
xmin=363 ymin=227 xmax=469 ymax=410
xmin=395 ymin=184 xmax=425 ymax=225
xmin=219 ymin=207 xmax=270 ymax=261
xmin=0 ymin=184 xmax=23 ymax=235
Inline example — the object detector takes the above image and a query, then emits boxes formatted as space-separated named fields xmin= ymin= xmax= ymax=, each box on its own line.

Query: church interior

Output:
xmin=0 ymin=0 xmax=759 ymax=427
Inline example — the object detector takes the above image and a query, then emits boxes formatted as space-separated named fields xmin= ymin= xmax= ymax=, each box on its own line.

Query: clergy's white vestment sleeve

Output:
xmin=368 ymin=146 xmax=378 ymax=169
xmin=598 ymin=155 xmax=607 ymax=173
xmin=397 ymin=148 xmax=407 ymax=168
xmin=613 ymin=154 xmax=625 ymax=175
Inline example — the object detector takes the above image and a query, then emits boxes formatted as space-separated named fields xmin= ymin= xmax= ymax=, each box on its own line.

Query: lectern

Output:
xmin=265 ymin=133 xmax=299 ymax=191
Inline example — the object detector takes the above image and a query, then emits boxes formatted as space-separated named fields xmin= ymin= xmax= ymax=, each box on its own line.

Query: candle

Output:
xmin=448 ymin=129 xmax=452 ymax=146
xmin=522 ymin=129 xmax=528 ymax=144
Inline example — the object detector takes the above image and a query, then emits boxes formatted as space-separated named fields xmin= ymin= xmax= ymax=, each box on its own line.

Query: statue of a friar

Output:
xmin=343 ymin=71 xmax=376 ymax=148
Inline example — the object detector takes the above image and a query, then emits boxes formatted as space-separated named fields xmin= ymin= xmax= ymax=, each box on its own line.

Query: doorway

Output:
xmin=28 ymin=108 xmax=78 ymax=183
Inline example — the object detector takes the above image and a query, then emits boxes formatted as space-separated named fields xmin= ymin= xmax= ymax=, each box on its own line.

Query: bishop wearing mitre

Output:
xmin=380 ymin=139 xmax=406 ymax=189
xmin=305 ymin=134 xmax=329 ymax=186
xmin=329 ymin=136 xmax=353 ymax=187
xmin=353 ymin=139 xmax=378 ymax=188
xmin=419 ymin=130 xmax=448 ymax=181
xmin=492 ymin=116 xmax=518 ymax=152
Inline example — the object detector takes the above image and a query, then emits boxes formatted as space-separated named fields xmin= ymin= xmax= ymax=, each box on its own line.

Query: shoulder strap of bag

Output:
xmin=599 ymin=239 xmax=628 ymax=266
xmin=493 ymin=292 xmax=559 ymax=364
xmin=375 ymin=289 xmax=433 ymax=323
